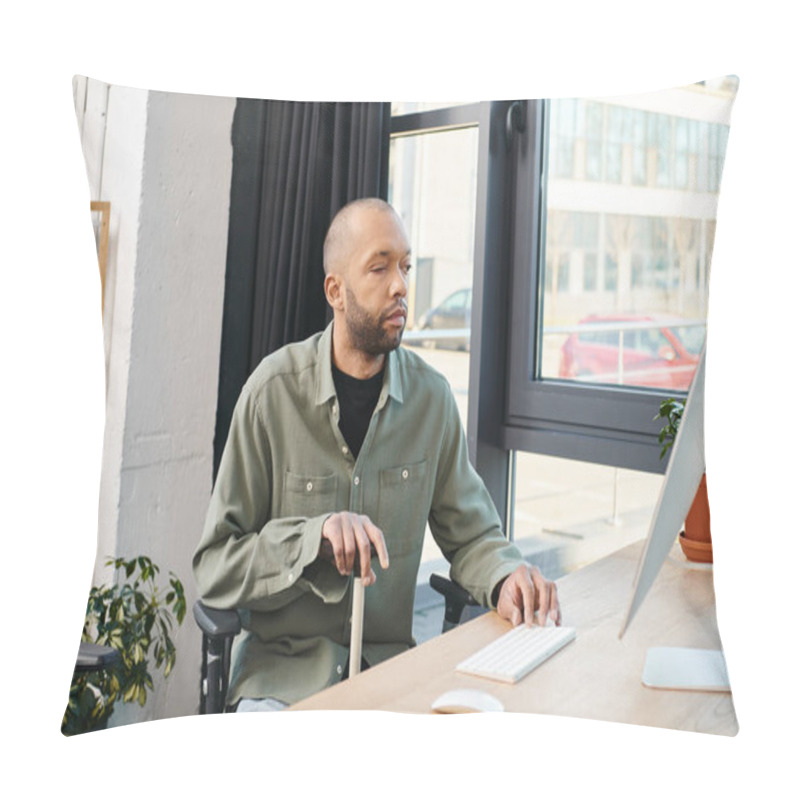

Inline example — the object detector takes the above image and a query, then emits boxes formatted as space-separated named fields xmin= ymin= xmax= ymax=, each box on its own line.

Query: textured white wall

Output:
xmin=115 ymin=88 xmax=234 ymax=722
xmin=85 ymin=80 xmax=150 ymax=581
xmin=74 ymin=78 xmax=235 ymax=725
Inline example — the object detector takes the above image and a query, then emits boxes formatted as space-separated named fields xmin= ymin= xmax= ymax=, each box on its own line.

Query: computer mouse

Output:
xmin=431 ymin=688 xmax=504 ymax=713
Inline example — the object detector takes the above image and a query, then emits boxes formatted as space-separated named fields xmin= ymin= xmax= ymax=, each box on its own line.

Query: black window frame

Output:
xmin=501 ymin=98 xmax=683 ymax=475
xmin=389 ymin=101 xmax=516 ymax=523
xmin=388 ymin=99 xmax=685 ymax=528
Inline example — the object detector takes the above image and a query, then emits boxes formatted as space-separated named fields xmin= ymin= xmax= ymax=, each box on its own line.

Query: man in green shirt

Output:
xmin=193 ymin=198 xmax=561 ymax=710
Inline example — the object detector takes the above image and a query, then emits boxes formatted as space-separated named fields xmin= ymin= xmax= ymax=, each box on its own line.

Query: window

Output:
xmin=631 ymin=110 xmax=647 ymax=186
xmin=675 ymin=118 xmax=690 ymax=189
xmin=388 ymin=122 xmax=479 ymax=370
xmin=707 ymin=123 xmax=729 ymax=193
xmin=537 ymin=87 xmax=733 ymax=393
xmin=556 ymin=254 xmax=570 ymax=292
xmin=654 ymin=113 xmax=672 ymax=187
xmin=605 ymin=106 xmax=625 ymax=184
xmin=584 ymin=102 xmax=603 ymax=182
xmin=505 ymin=80 xmax=736 ymax=473
xmin=583 ymin=253 xmax=597 ymax=292
xmin=550 ymin=99 xmax=577 ymax=179
xmin=388 ymin=104 xmax=481 ymax=633
xmin=385 ymin=84 xmax=735 ymax=598
xmin=509 ymin=451 xmax=664 ymax=578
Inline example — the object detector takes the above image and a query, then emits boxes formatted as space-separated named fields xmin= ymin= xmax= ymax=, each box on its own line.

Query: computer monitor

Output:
xmin=619 ymin=346 xmax=730 ymax=690
xmin=620 ymin=345 xmax=707 ymax=637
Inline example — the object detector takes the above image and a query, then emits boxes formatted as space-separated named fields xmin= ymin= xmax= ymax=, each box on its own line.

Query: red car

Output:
xmin=557 ymin=314 xmax=704 ymax=390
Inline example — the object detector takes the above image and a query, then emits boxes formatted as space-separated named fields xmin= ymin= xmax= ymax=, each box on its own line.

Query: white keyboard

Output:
xmin=456 ymin=624 xmax=576 ymax=684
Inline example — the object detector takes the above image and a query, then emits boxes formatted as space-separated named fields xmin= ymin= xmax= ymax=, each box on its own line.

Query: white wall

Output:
xmin=78 ymin=80 xmax=149 ymax=575
xmin=73 ymin=77 xmax=235 ymax=724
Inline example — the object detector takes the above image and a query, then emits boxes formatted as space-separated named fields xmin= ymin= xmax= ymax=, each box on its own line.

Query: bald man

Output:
xmin=193 ymin=198 xmax=560 ymax=711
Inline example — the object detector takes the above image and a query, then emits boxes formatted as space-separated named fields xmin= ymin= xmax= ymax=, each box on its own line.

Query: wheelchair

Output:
xmin=193 ymin=573 xmax=482 ymax=714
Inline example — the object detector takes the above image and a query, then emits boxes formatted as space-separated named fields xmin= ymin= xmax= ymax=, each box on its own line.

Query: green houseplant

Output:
xmin=654 ymin=397 xmax=685 ymax=460
xmin=62 ymin=555 xmax=186 ymax=736
xmin=654 ymin=398 xmax=712 ymax=563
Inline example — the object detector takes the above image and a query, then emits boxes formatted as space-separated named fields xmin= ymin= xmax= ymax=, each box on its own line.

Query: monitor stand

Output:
xmin=642 ymin=646 xmax=731 ymax=692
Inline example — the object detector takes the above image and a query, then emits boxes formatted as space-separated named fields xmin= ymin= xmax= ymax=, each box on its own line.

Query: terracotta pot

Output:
xmin=680 ymin=473 xmax=712 ymax=563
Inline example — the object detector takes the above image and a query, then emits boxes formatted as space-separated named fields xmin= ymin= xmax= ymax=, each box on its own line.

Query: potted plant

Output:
xmin=62 ymin=555 xmax=187 ymax=736
xmin=654 ymin=398 xmax=712 ymax=563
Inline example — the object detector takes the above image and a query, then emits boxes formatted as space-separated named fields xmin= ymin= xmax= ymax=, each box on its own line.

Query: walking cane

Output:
xmin=317 ymin=540 xmax=373 ymax=680
xmin=349 ymin=576 xmax=365 ymax=677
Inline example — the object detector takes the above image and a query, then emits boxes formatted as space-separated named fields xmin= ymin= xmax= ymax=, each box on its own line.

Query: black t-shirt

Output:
xmin=331 ymin=362 xmax=384 ymax=459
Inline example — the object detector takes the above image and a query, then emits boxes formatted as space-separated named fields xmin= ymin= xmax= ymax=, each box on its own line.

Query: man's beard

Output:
xmin=344 ymin=288 xmax=406 ymax=356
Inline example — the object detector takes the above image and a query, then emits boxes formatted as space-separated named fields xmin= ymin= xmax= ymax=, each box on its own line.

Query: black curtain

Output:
xmin=214 ymin=99 xmax=391 ymax=476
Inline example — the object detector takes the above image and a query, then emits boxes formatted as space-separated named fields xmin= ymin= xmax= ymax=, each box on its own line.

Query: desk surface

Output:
xmin=290 ymin=541 xmax=738 ymax=736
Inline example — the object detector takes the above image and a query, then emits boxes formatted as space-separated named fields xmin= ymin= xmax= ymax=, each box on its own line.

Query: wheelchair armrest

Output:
xmin=193 ymin=600 xmax=240 ymax=714
xmin=75 ymin=641 xmax=121 ymax=673
xmin=429 ymin=573 xmax=481 ymax=632
xmin=193 ymin=600 xmax=241 ymax=640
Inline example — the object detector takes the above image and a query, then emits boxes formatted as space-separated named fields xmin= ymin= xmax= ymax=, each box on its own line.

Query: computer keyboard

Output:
xmin=456 ymin=624 xmax=576 ymax=684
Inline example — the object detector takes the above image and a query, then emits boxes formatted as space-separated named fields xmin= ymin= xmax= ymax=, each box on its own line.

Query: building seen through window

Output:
xmin=540 ymin=77 xmax=737 ymax=391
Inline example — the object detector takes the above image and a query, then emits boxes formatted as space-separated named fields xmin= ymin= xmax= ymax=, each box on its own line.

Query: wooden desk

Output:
xmin=290 ymin=541 xmax=738 ymax=736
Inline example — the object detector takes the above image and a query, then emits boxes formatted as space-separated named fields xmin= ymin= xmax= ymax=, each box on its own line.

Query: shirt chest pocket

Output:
xmin=281 ymin=470 xmax=338 ymax=519
xmin=377 ymin=460 xmax=428 ymax=557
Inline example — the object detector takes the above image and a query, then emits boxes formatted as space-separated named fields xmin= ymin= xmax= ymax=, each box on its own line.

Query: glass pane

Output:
xmin=388 ymin=125 xmax=479 ymax=637
xmin=540 ymin=78 xmax=738 ymax=392
xmin=511 ymin=452 xmax=664 ymax=579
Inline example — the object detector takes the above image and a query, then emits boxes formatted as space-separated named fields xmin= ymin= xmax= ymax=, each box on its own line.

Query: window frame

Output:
xmin=499 ymin=99 xmax=683 ymax=475
xmin=389 ymin=102 xmax=517 ymax=529
xmin=388 ymin=98 xmax=687 ymax=528
xmin=390 ymin=104 xmax=481 ymax=138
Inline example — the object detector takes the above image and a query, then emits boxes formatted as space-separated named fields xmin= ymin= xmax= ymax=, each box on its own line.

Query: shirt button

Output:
xmin=336 ymin=664 xmax=343 ymax=675
xmin=402 ymin=469 xmax=409 ymax=480
xmin=288 ymin=572 xmax=294 ymax=582
xmin=354 ymin=476 xmax=360 ymax=486
xmin=306 ymin=482 xmax=313 ymax=492
xmin=342 ymin=446 xmax=348 ymax=455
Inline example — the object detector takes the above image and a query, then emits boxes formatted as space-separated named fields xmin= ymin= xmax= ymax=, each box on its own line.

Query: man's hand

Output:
xmin=319 ymin=512 xmax=390 ymax=587
xmin=496 ymin=564 xmax=561 ymax=627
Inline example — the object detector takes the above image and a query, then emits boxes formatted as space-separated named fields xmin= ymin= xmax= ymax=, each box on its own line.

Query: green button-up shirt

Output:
xmin=193 ymin=322 xmax=525 ymax=705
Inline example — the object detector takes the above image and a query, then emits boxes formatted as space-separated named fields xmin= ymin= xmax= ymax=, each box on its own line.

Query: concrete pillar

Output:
xmin=74 ymin=78 xmax=235 ymax=724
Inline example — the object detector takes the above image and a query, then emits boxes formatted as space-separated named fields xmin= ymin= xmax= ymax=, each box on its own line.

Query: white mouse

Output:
xmin=431 ymin=688 xmax=504 ymax=713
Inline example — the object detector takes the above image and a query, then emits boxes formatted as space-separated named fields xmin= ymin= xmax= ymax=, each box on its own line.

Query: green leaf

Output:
xmin=75 ymin=552 xmax=187 ymax=718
